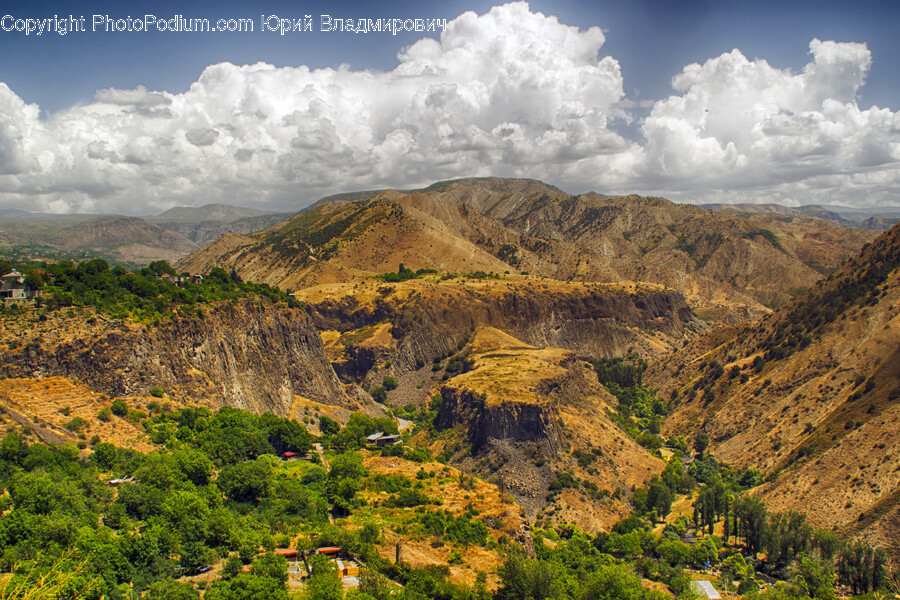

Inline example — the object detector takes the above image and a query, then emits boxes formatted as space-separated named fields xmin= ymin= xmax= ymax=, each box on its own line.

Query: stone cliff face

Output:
xmin=434 ymin=385 xmax=564 ymax=453
xmin=306 ymin=282 xmax=699 ymax=385
xmin=0 ymin=300 xmax=351 ymax=416
xmin=427 ymin=337 xmax=666 ymax=531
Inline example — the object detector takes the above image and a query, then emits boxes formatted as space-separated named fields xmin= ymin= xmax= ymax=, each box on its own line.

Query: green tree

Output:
xmin=646 ymin=479 xmax=674 ymax=521
xmin=253 ymin=552 xmax=288 ymax=586
xmin=694 ymin=432 xmax=710 ymax=458
xmin=144 ymin=578 xmax=201 ymax=599
xmin=734 ymin=495 xmax=767 ymax=554
xmin=110 ymin=399 xmax=128 ymax=417
xmin=496 ymin=553 xmax=563 ymax=600
xmin=92 ymin=442 xmax=118 ymax=470
xmin=319 ymin=415 xmax=341 ymax=436
xmin=148 ymin=260 xmax=177 ymax=276
xmin=304 ymin=554 xmax=342 ymax=600
xmin=173 ymin=447 xmax=214 ymax=486
xmin=24 ymin=269 xmax=44 ymax=290
xmin=218 ymin=457 xmax=274 ymax=503
xmin=205 ymin=572 xmax=289 ymax=600
xmin=792 ymin=557 xmax=836 ymax=600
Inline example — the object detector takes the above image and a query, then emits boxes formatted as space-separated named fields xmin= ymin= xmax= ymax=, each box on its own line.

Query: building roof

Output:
xmin=366 ymin=432 xmax=384 ymax=441
xmin=690 ymin=581 xmax=722 ymax=600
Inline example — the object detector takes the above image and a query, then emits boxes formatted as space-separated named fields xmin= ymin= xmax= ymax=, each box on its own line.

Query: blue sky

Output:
xmin=1 ymin=0 xmax=898 ymax=213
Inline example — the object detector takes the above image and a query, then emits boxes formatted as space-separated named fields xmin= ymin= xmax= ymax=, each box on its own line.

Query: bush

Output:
xmin=150 ymin=386 xmax=165 ymax=398
xmin=110 ymin=399 xmax=128 ymax=417
xmin=382 ymin=376 xmax=398 ymax=391
xmin=98 ymin=407 xmax=112 ymax=422
xmin=371 ymin=386 xmax=388 ymax=403
xmin=65 ymin=416 xmax=88 ymax=432
xmin=384 ymin=488 xmax=432 ymax=508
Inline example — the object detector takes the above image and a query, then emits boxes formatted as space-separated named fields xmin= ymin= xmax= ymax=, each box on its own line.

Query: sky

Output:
xmin=1 ymin=0 xmax=899 ymax=215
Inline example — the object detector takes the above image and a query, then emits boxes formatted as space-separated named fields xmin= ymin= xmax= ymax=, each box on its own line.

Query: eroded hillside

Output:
xmin=431 ymin=327 xmax=665 ymax=532
xmin=647 ymin=223 xmax=900 ymax=551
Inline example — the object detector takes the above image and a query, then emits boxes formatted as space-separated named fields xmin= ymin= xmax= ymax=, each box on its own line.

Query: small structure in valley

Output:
xmin=0 ymin=270 xmax=42 ymax=301
xmin=274 ymin=548 xmax=299 ymax=562
xmin=690 ymin=580 xmax=722 ymax=600
xmin=366 ymin=432 xmax=402 ymax=447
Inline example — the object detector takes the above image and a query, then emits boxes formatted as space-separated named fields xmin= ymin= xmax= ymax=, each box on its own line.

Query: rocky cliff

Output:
xmin=301 ymin=279 xmax=700 ymax=391
xmin=0 ymin=300 xmax=353 ymax=416
xmin=427 ymin=327 xmax=665 ymax=532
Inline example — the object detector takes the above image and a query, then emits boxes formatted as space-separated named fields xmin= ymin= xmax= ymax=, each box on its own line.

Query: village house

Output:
xmin=365 ymin=432 xmax=402 ymax=447
xmin=0 ymin=270 xmax=42 ymax=301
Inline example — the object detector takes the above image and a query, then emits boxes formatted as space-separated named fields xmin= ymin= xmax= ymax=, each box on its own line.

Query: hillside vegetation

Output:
xmin=648 ymin=223 xmax=900 ymax=551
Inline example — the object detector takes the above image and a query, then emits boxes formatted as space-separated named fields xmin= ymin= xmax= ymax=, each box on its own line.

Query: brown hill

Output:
xmin=646 ymin=223 xmax=900 ymax=552
xmin=59 ymin=217 xmax=198 ymax=263
xmin=287 ymin=278 xmax=691 ymax=529
xmin=294 ymin=276 xmax=700 ymax=389
xmin=177 ymin=178 xmax=875 ymax=321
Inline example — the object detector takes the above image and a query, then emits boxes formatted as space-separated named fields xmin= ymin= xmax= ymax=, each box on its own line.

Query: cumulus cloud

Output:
xmin=0 ymin=2 xmax=633 ymax=213
xmin=639 ymin=39 xmax=900 ymax=206
xmin=0 ymin=2 xmax=897 ymax=214
xmin=185 ymin=128 xmax=220 ymax=147
xmin=95 ymin=85 xmax=171 ymax=107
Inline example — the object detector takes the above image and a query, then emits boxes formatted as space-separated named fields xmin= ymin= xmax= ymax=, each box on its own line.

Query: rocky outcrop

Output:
xmin=434 ymin=385 xmax=563 ymax=453
xmin=0 ymin=300 xmax=351 ymax=416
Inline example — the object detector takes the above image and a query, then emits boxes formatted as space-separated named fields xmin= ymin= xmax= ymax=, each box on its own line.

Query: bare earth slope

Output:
xmin=647 ymin=223 xmax=900 ymax=552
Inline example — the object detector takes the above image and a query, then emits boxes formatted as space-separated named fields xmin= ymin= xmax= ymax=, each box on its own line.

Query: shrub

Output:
xmin=65 ymin=416 xmax=89 ymax=432
xmin=149 ymin=386 xmax=165 ymax=398
xmin=98 ymin=408 xmax=112 ymax=422
xmin=110 ymin=399 xmax=128 ymax=417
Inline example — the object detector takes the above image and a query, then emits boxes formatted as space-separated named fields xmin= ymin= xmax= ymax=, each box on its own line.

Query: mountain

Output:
xmin=0 ymin=252 xmax=699 ymax=529
xmin=152 ymin=204 xmax=277 ymax=223
xmin=290 ymin=276 xmax=696 ymax=528
xmin=0 ymin=298 xmax=362 ymax=417
xmin=178 ymin=177 xmax=876 ymax=321
xmin=646 ymin=223 xmax=900 ymax=548
xmin=0 ymin=204 xmax=294 ymax=265
xmin=703 ymin=202 xmax=900 ymax=230
xmin=0 ymin=214 xmax=198 ymax=264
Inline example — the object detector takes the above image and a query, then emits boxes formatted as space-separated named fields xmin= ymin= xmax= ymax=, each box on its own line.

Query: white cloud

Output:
xmin=95 ymin=85 xmax=171 ymax=107
xmin=638 ymin=39 xmax=900 ymax=206
xmin=0 ymin=3 xmax=897 ymax=214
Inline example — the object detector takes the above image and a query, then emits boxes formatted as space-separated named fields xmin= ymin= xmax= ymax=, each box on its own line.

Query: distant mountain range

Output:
xmin=702 ymin=202 xmax=900 ymax=230
xmin=0 ymin=203 xmax=294 ymax=265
